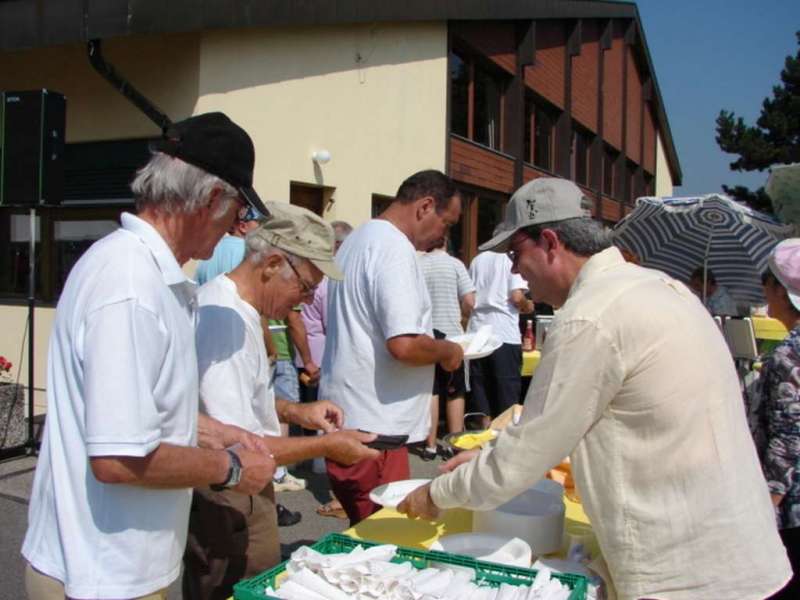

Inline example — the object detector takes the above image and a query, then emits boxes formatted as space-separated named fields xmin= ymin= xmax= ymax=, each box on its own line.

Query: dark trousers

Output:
xmin=770 ymin=526 xmax=800 ymax=599
xmin=326 ymin=446 xmax=410 ymax=526
xmin=183 ymin=485 xmax=280 ymax=600
xmin=469 ymin=342 xmax=522 ymax=418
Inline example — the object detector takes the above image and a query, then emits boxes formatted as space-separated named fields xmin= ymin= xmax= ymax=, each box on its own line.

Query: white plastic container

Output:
xmin=472 ymin=479 xmax=565 ymax=556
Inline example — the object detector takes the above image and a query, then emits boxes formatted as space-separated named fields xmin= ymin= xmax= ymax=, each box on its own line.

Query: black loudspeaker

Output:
xmin=0 ymin=90 xmax=66 ymax=206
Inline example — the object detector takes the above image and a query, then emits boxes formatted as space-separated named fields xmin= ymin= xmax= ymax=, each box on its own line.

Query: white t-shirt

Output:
xmin=467 ymin=251 xmax=528 ymax=344
xmin=22 ymin=213 xmax=198 ymax=599
xmin=196 ymin=275 xmax=281 ymax=437
xmin=321 ymin=219 xmax=433 ymax=443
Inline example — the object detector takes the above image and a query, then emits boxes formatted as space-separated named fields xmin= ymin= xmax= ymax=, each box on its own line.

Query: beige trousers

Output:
xmin=25 ymin=563 xmax=168 ymax=600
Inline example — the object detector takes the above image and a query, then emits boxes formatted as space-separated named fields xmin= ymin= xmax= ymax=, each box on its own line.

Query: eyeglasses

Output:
xmin=506 ymin=233 xmax=534 ymax=266
xmin=285 ymin=257 xmax=317 ymax=297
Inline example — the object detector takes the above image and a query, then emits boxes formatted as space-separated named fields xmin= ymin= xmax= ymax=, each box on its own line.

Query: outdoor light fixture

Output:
xmin=312 ymin=149 xmax=332 ymax=164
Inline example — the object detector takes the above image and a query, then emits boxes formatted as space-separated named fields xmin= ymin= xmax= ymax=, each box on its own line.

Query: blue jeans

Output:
xmin=273 ymin=359 xmax=299 ymax=403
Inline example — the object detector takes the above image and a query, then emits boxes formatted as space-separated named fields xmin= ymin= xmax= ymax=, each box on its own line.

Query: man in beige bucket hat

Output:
xmin=185 ymin=201 xmax=379 ymax=600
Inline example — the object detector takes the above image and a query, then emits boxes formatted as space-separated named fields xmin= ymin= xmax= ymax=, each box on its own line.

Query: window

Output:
xmin=371 ymin=194 xmax=393 ymax=218
xmin=572 ymin=127 xmax=592 ymax=186
xmin=0 ymin=207 xmax=125 ymax=302
xmin=524 ymin=96 xmax=558 ymax=172
xmin=602 ymin=145 xmax=618 ymax=197
xmin=477 ymin=196 xmax=505 ymax=248
xmin=290 ymin=183 xmax=324 ymax=216
xmin=644 ymin=173 xmax=655 ymax=197
xmin=450 ymin=51 xmax=469 ymax=138
xmin=473 ymin=67 xmax=502 ymax=150
xmin=449 ymin=50 xmax=507 ymax=151
xmin=626 ymin=161 xmax=637 ymax=205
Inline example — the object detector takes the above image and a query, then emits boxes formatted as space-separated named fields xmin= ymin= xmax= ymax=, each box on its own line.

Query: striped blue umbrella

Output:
xmin=613 ymin=194 xmax=792 ymax=306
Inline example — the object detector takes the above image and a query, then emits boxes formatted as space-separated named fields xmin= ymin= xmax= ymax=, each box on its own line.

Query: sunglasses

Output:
xmin=237 ymin=205 xmax=264 ymax=223
xmin=285 ymin=257 xmax=317 ymax=297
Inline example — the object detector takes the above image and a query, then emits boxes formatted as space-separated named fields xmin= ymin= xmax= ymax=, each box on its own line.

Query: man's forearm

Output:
xmin=261 ymin=434 xmax=328 ymax=466
xmin=386 ymin=334 xmax=455 ymax=366
xmin=90 ymin=443 xmax=229 ymax=489
xmin=287 ymin=310 xmax=313 ymax=365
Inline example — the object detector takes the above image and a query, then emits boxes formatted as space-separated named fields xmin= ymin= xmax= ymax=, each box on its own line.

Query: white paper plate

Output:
xmin=448 ymin=333 xmax=503 ymax=359
xmin=369 ymin=478 xmax=431 ymax=508
xmin=430 ymin=533 xmax=532 ymax=567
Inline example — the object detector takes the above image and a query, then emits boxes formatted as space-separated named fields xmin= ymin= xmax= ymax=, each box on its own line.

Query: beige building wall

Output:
xmin=655 ymin=133 xmax=675 ymax=197
xmin=0 ymin=22 xmax=448 ymax=412
xmin=194 ymin=22 xmax=448 ymax=225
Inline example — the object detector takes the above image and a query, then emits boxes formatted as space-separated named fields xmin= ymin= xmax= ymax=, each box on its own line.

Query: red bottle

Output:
xmin=522 ymin=319 xmax=535 ymax=352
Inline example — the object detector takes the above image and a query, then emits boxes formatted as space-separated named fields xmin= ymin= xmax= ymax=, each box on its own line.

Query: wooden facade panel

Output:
xmin=525 ymin=20 xmax=566 ymax=108
xmin=601 ymin=195 xmax=620 ymax=221
xmin=450 ymin=136 xmax=515 ymax=194
xmin=522 ymin=164 xmax=551 ymax=183
xmin=602 ymin=30 xmax=624 ymax=150
xmin=571 ymin=20 xmax=599 ymax=132
xmin=625 ymin=46 xmax=642 ymax=164
xmin=452 ymin=21 xmax=516 ymax=75
xmin=643 ymin=102 xmax=656 ymax=173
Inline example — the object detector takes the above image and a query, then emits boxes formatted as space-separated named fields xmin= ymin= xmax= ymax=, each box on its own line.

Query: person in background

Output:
xmin=419 ymin=237 xmax=475 ymax=459
xmin=750 ymin=239 xmax=800 ymax=599
xmin=467 ymin=249 xmax=533 ymax=418
xmin=688 ymin=266 xmax=740 ymax=316
xmin=21 ymin=113 xmax=276 ymax=600
xmin=195 ymin=206 xmax=262 ymax=285
xmin=399 ymin=177 xmax=791 ymax=600
xmin=185 ymin=203 xmax=378 ymax=600
xmin=321 ymin=169 xmax=464 ymax=525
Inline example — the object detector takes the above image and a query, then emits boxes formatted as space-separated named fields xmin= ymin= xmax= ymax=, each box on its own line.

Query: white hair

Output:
xmin=244 ymin=231 xmax=307 ymax=280
xmin=131 ymin=152 xmax=238 ymax=217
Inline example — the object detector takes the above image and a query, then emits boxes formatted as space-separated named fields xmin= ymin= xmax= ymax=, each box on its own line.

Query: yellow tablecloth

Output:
xmin=345 ymin=495 xmax=599 ymax=560
xmin=752 ymin=316 xmax=788 ymax=341
xmin=521 ymin=350 xmax=541 ymax=377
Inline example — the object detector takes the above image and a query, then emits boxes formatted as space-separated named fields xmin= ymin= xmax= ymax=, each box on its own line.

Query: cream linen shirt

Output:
xmin=431 ymin=247 xmax=790 ymax=600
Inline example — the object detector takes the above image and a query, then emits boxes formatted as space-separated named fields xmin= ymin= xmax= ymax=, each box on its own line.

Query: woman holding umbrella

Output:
xmin=752 ymin=239 xmax=800 ymax=598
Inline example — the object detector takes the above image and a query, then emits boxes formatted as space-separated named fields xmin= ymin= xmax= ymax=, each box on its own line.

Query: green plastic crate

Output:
xmin=234 ymin=532 xmax=588 ymax=600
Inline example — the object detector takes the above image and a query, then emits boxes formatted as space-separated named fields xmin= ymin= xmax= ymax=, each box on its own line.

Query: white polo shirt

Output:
xmin=196 ymin=274 xmax=281 ymax=437
xmin=22 ymin=213 xmax=199 ymax=599
xmin=321 ymin=219 xmax=433 ymax=443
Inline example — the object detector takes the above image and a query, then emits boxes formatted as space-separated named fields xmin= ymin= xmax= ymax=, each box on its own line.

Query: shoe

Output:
xmin=273 ymin=472 xmax=307 ymax=492
xmin=421 ymin=446 xmax=438 ymax=461
xmin=316 ymin=500 xmax=347 ymax=520
xmin=276 ymin=503 xmax=302 ymax=527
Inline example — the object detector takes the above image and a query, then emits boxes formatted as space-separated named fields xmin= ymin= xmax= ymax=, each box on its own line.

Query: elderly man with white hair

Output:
xmin=184 ymin=203 xmax=379 ymax=600
xmin=22 ymin=113 xmax=276 ymax=600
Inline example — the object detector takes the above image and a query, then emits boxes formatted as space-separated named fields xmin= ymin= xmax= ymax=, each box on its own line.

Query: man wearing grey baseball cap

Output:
xmin=400 ymin=177 xmax=791 ymax=599
xmin=187 ymin=202 xmax=379 ymax=599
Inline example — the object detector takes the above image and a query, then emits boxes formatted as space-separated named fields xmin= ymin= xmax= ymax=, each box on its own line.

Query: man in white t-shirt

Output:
xmin=185 ymin=202 xmax=378 ymax=599
xmin=321 ymin=169 xmax=464 ymax=524
xmin=21 ymin=113 xmax=276 ymax=600
xmin=467 ymin=250 xmax=533 ymax=417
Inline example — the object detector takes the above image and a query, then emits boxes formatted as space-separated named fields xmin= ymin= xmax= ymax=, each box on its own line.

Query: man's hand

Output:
xmin=397 ymin=483 xmax=439 ymax=520
xmin=438 ymin=340 xmax=464 ymax=372
xmin=288 ymin=400 xmax=343 ymax=432
xmin=230 ymin=448 xmax=276 ymax=495
xmin=322 ymin=430 xmax=380 ymax=465
xmin=772 ymin=493 xmax=785 ymax=508
xmin=303 ymin=360 xmax=321 ymax=384
xmin=439 ymin=449 xmax=479 ymax=474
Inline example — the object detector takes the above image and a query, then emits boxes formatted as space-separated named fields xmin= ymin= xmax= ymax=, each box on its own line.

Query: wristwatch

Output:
xmin=210 ymin=448 xmax=242 ymax=491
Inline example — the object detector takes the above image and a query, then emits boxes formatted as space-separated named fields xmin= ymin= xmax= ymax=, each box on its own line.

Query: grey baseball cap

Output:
xmin=479 ymin=178 xmax=593 ymax=252
xmin=250 ymin=201 xmax=344 ymax=280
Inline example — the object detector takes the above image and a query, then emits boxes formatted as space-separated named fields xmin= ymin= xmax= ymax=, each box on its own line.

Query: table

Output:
xmin=521 ymin=350 xmax=541 ymax=377
xmin=345 ymin=495 xmax=600 ymax=561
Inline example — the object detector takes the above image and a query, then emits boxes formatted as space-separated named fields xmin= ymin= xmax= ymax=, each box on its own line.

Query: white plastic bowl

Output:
xmin=472 ymin=479 xmax=565 ymax=556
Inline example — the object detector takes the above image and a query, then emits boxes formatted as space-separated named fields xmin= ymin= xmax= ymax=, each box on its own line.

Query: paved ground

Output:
xmin=0 ymin=450 xmax=441 ymax=599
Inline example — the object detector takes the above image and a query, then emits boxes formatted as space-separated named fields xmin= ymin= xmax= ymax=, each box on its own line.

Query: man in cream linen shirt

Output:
xmin=400 ymin=177 xmax=791 ymax=600
xmin=22 ymin=113 xmax=276 ymax=600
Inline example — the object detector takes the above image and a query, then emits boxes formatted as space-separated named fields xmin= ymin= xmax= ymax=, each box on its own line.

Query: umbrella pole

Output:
xmin=702 ymin=227 xmax=714 ymax=304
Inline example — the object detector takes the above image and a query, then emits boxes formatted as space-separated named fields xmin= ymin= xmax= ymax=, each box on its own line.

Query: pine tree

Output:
xmin=716 ymin=31 xmax=800 ymax=212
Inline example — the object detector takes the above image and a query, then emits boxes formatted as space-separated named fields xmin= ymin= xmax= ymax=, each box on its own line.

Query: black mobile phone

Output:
xmin=359 ymin=430 xmax=409 ymax=450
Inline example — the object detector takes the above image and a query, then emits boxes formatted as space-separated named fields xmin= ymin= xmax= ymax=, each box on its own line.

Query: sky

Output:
xmin=633 ymin=0 xmax=799 ymax=196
